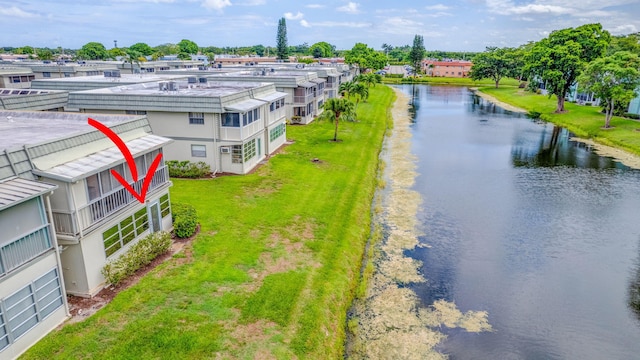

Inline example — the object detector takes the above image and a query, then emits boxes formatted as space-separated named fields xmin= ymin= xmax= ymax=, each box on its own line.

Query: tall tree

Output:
xmin=345 ymin=43 xmax=386 ymax=71
xmin=469 ymin=47 xmax=518 ymax=88
xmin=276 ymin=17 xmax=289 ymax=60
xmin=578 ymin=51 xmax=640 ymax=128
xmin=319 ymin=98 xmax=356 ymax=142
xmin=129 ymin=42 xmax=154 ymax=56
xmin=77 ymin=42 xmax=108 ymax=60
xmin=178 ymin=39 xmax=198 ymax=59
xmin=408 ymin=35 xmax=426 ymax=74
xmin=525 ymin=23 xmax=611 ymax=113
xmin=309 ymin=42 xmax=334 ymax=58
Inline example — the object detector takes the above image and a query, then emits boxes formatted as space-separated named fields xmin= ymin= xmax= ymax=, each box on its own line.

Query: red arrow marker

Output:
xmin=88 ymin=117 xmax=163 ymax=203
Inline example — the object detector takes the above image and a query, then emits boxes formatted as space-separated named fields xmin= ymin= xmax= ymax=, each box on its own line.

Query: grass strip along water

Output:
xmin=382 ymin=76 xmax=521 ymax=87
xmin=21 ymin=85 xmax=395 ymax=360
xmin=478 ymin=87 xmax=640 ymax=158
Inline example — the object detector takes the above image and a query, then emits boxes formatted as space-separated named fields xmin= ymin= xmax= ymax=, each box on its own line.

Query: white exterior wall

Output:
xmin=0 ymin=253 xmax=68 ymax=360
xmin=61 ymin=189 xmax=172 ymax=297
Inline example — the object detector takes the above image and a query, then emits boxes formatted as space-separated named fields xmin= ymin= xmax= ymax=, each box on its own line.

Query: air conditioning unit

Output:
xmin=220 ymin=146 xmax=231 ymax=154
xmin=159 ymin=81 xmax=169 ymax=91
xmin=168 ymin=81 xmax=178 ymax=91
xmin=188 ymin=76 xmax=197 ymax=84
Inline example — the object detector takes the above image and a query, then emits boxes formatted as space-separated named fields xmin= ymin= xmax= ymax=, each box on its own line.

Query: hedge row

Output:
xmin=167 ymin=160 xmax=211 ymax=178
xmin=101 ymin=231 xmax=172 ymax=286
xmin=172 ymin=203 xmax=198 ymax=238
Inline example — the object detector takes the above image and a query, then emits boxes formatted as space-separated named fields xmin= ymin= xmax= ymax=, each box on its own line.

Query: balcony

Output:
xmin=52 ymin=165 xmax=169 ymax=238
xmin=293 ymin=93 xmax=314 ymax=104
xmin=0 ymin=225 xmax=52 ymax=277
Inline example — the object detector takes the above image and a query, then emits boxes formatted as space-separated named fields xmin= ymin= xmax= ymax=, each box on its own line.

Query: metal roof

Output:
xmin=32 ymin=134 xmax=172 ymax=182
xmin=254 ymin=91 xmax=287 ymax=102
xmin=299 ymin=81 xmax=316 ymax=88
xmin=0 ymin=176 xmax=57 ymax=211
xmin=224 ymin=98 xmax=265 ymax=112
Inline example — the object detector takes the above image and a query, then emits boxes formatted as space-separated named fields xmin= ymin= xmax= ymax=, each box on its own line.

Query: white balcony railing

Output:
xmin=52 ymin=165 xmax=169 ymax=237
xmin=0 ymin=225 xmax=52 ymax=277
xmin=293 ymin=93 xmax=314 ymax=104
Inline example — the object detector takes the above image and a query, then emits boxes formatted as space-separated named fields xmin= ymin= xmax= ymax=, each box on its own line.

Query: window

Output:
xmin=159 ymin=194 xmax=171 ymax=218
xmin=64 ymin=73 xmax=71 ymax=77
xmin=191 ymin=144 xmax=206 ymax=158
xmin=5 ymin=285 xmax=38 ymax=340
xmin=1 ymin=268 xmax=62 ymax=344
xmin=231 ymin=145 xmax=242 ymax=163
xmin=43 ymin=72 xmax=51 ymax=78
xmin=126 ymin=110 xmax=147 ymax=115
xmin=102 ymin=207 xmax=149 ymax=257
xmin=270 ymin=123 xmax=286 ymax=142
xmin=85 ymin=150 xmax=164 ymax=202
xmin=0 ymin=307 xmax=7 ymax=351
xmin=244 ymin=139 xmax=256 ymax=162
xmin=189 ymin=112 xmax=204 ymax=125
xmin=222 ymin=113 xmax=240 ymax=127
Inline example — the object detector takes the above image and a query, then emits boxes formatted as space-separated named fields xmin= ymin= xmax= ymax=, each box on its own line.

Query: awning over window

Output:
xmin=32 ymin=134 xmax=172 ymax=182
xmin=298 ymin=81 xmax=316 ymax=88
xmin=0 ymin=176 xmax=57 ymax=211
xmin=224 ymin=98 xmax=265 ymax=112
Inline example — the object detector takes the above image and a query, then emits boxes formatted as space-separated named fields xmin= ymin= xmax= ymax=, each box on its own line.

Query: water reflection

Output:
xmin=397 ymin=84 xmax=640 ymax=360
xmin=511 ymin=124 xmax=629 ymax=169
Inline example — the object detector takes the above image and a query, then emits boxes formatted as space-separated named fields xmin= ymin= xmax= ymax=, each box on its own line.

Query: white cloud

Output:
xmin=236 ymin=0 xmax=265 ymax=5
xmin=609 ymin=24 xmax=638 ymax=34
xmin=487 ymin=1 xmax=571 ymax=15
xmin=425 ymin=4 xmax=449 ymax=11
xmin=300 ymin=19 xmax=311 ymax=27
xmin=426 ymin=12 xmax=452 ymax=17
xmin=0 ymin=6 xmax=39 ymax=18
xmin=306 ymin=4 xmax=324 ymax=8
xmin=337 ymin=2 xmax=360 ymax=14
xmin=313 ymin=21 xmax=370 ymax=28
xmin=284 ymin=11 xmax=304 ymax=20
xmin=201 ymin=0 xmax=231 ymax=11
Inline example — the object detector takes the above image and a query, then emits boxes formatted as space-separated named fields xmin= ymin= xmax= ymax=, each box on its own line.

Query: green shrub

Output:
xmin=172 ymin=202 xmax=198 ymax=238
xmin=527 ymin=110 xmax=542 ymax=119
xmin=624 ymin=112 xmax=640 ymax=120
xmin=384 ymin=73 xmax=404 ymax=79
xmin=101 ymin=231 xmax=172 ymax=286
xmin=167 ymin=160 xmax=211 ymax=178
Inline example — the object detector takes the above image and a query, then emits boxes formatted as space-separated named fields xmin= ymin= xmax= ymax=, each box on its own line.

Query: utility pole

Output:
xmin=114 ymin=40 xmax=118 ymax=48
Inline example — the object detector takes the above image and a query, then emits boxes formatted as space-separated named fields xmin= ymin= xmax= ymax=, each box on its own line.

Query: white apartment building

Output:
xmin=68 ymin=78 xmax=288 ymax=175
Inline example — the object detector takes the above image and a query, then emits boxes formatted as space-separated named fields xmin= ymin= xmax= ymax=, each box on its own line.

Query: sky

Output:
xmin=1 ymin=0 xmax=639 ymax=52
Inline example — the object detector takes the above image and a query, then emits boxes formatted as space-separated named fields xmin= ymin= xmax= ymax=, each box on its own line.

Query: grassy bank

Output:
xmin=479 ymin=87 xmax=640 ymax=156
xmin=22 ymin=86 xmax=395 ymax=359
xmin=382 ymin=76 xmax=520 ymax=87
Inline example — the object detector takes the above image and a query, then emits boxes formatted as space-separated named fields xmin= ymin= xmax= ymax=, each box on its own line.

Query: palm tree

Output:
xmin=339 ymin=81 xmax=356 ymax=99
xmin=351 ymin=83 xmax=369 ymax=109
xmin=320 ymin=98 xmax=356 ymax=142
xmin=359 ymin=73 xmax=381 ymax=88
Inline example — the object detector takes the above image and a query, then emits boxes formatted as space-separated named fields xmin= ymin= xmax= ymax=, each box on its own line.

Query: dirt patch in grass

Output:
xmin=65 ymin=225 xmax=200 ymax=325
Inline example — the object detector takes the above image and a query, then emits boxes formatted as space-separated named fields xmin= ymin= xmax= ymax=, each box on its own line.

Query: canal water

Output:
xmin=398 ymin=85 xmax=640 ymax=359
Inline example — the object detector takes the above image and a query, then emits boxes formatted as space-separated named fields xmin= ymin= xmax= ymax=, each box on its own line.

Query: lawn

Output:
xmin=21 ymin=86 xmax=395 ymax=359
xmin=479 ymin=87 xmax=640 ymax=156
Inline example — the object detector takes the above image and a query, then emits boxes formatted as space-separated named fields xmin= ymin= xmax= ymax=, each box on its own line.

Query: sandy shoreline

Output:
xmin=470 ymin=87 xmax=527 ymax=113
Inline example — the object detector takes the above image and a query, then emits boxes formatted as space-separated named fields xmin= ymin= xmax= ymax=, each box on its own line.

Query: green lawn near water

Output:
xmin=382 ymin=76 xmax=520 ymax=87
xmin=21 ymin=85 xmax=395 ymax=360
xmin=479 ymin=87 xmax=640 ymax=157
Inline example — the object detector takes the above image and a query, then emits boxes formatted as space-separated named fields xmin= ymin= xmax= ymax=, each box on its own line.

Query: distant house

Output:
xmin=0 ymin=67 xmax=35 ymax=89
xmin=422 ymin=59 xmax=473 ymax=77
xmin=212 ymin=55 xmax=277 ymax=67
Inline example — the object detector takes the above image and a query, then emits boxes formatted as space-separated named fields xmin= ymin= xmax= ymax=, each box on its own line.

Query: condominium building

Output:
xmin=0 ymin=110 xmax=173 ymax=301
xmin=68 ymin=78 xmax=288 ymax=175
xmin=0 ymin=67 xmax=36 ymax=89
